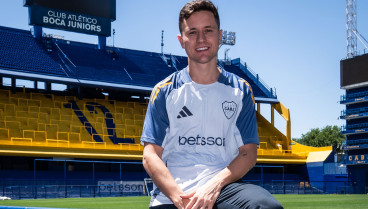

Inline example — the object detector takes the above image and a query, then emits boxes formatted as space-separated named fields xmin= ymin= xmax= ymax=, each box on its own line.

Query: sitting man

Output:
xmin=141 ymin=0 xmax=284 ymax=208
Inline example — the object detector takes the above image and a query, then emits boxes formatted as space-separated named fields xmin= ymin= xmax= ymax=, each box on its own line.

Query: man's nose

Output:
xmin=197 ymin=31 xmax=207 ymax=42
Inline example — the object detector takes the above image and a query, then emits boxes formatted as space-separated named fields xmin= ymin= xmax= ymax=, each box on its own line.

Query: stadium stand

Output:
xmin=0 ymin=26 xmax=65 ymax=76
xmin=340 ymin=84 xmax=368 ymax=193
xmin=0 ymin=25 xmax=345 ymax=199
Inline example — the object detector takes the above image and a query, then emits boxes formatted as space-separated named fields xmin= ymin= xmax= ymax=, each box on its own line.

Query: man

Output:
xmin=141 ymin=0 xmax=283 ymax=208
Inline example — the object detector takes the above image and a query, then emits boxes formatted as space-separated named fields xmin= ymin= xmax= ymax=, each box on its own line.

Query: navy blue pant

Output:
xmin=149 ymin=183 xmax=283 ymax=209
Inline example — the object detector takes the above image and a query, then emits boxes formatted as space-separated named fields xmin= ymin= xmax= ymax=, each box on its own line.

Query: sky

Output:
xmin=1 ymin=0 xmax=368 ymax=139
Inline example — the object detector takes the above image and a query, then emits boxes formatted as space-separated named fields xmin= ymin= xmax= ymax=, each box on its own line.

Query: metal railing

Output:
xmin=246 ymin=180 xmax=355 ymax=195
xmin=234 ymin=58 xmax=277 ymax=98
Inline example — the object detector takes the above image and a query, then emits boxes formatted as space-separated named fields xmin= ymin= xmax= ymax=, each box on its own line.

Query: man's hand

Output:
xmin=173 ymin=197 xmax=191 ymax=209
xmin=168 ymin=193 xmax=192 ymax=209
xmin=180 ymin=181 xmax=222 ymax=209
xmin=180 ymin=143 xmax=258 ymax=209
xmin=143 ymin=142 xmax=189 ymax=209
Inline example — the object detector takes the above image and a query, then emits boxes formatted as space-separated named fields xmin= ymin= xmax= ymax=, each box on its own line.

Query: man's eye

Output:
xmin=189 ymin=31 xmax=196 ymax=35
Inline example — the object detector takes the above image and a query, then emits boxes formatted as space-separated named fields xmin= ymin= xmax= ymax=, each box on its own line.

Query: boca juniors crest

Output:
xmin=222 ymin=101 xmax=237 ymax=119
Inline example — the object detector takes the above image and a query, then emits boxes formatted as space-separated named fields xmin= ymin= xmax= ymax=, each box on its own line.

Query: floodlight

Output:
xmin=221 ymin=30 xmax=236 ymax=46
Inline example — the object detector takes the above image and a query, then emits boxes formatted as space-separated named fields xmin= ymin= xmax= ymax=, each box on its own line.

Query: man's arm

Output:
xmin=182 ymin=143 xmax=258 ymax=209
xmin=143 ymin=142 xmax=189 ymax=209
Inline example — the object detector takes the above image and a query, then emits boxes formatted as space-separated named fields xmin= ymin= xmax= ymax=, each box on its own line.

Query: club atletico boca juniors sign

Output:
xmin=28 ymin=6 xmax=111 ymax=36
xmin=24 ymin=0 xmax=115 ymax=36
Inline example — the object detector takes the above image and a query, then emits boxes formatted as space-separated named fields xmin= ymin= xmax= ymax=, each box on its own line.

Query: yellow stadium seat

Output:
xmin=57 ymin=120 xmax=71 ymax=132
xmin=134 ymin=114 xmax=145 ymax=121
xmin=28 ymin=99 xmax=41 ymax=107
xmin=60 ymin=114 xmax=72 ymax=121
xmin=57 ymin=132 xmax=70 ymax=141
xmin=5 ymin=104 xmax=15 ymax=116
xmin=28 ymin=111 xmax=38 ymax=119
xmin=30 ymin=92 xmax=44 ymax=100
xmin=50 ymin=108 xmax=60 ymax=120
xmin=46 ymin=138 xmax=70 ymax=147
xmin=95 ymin=116 xmax=104 ymax=124
xmin=28 ymin=106 xmax=39 ymax=113
xmin=38 ymin=112 xmax=49 ymax=124
xmin=5 ymin=121 xmax=22 ymax=138
xmin=53 ymin=95 xmax=65 ymax=102
xmin=34 ymin=131 xmax=47 ymax=142
xmin=23 ymin=130 xmax=46 ymax=142
xmin=16 ymin=111 xmax=28 ymax=118
xmin=90 ymin=133 xmax=103 ymax=142
xmin=46 ymin=124 xmax=58 ymax=139
xmin=69 ymin=132 xmax=81 ymax=143
xmin=70 ymin=125 xmax=83 ymax=133
xmin=27 ymin=118 xmax=38 ymax=130
xmin=0 ymin=128 xmax=9 ymax=140
xmin=132 ymin=136 xmax=141 ymax=145
xmin=125 ymin=124 xmax=137 ymax=137
xmin=259 ymin=142 xmax=268 ymax=150
xmin=39 ymin=107 xmax=51 ymax=114
xmin=136 ymin=127 xmax=143 ymax=136
xmin=133 ymin=103 xmax=147 ymax=114
xmin=125 ymin=119 xmax=134 ymax=125
xmin=0 ymin=104 xmax=5 ymax=113
xmin=53 ymin=101 xmax=63 ymax=109
xmin=5 ymin=115 xmax=17 ymax=122
xmin=126 ymin=102 xmax=135 ymax=108
xmin=0 ymin=120 xmax=5 ymax=129
xmin=134 ymin=119 xmax=144 ymax=127
xmin=102 ymin=134 xmax=112 ymax=143
xmin=64 ymin=96 xmax=76 ymax=101
xmin=9 ymin=97 xmax=18 ymax=105
xmin=15 ymin=92 xmax=29 ymax=99
xmin=17 ymin=98 xmax=29 ymax=109
xmin=38 ymin=123 xmax=46 ymax=131
xmin=115 ymin=127 xmax=124 ymax=138
xmin=115 ymin=106 xmax=124 ymax=114
xmin=0 ymin=89 xmax=10 ymax=100
xmin=102 ymin=127 xmax=114 ymax=137
xmin=16 ymin=117 xmax=28 ymax=129
xmin=113 ymin=113 xmax=124 ymax=124
xmin=123 ymin=107 xmax=133 ymax=114
xmin=123 ymin=111 xmax=134 ymax=120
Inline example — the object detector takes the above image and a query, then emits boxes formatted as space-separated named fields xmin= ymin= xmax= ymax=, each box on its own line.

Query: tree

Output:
xmin=295 ymin=125 xmax=345 ymax=153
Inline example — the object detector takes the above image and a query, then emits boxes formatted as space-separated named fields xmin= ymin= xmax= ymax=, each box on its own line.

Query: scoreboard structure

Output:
xmin=340 ymin=53 xmax=368 ymax=193
xmin=24 ymin=0 xmax=116 ymax=48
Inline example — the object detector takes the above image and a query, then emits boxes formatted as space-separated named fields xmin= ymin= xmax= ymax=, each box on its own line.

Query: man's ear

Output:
xmin=218 ymin=29 xmax=223 ymax=45
xmin=177 ymin=34 xmax=184 ymax=48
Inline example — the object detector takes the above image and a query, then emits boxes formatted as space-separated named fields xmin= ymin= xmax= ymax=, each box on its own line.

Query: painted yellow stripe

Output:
xmin=151 ymin=81 xmax=172 ymax=104
xmin=239 ymin=78 xmax=255 ymax=106
xmin=150 ymin=77 xmax=171 ymax=103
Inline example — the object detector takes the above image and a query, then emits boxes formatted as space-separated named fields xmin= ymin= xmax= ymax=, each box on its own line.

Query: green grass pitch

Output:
xmin=0 ymin=194 xmax=367 ymax=209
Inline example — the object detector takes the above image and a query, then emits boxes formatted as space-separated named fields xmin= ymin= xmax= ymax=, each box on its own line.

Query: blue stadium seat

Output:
xmin=0 ymin=26 xmax=66 ymax=76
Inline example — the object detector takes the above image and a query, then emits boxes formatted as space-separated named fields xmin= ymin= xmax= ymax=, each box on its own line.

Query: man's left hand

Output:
xmin=180 ymin=181 xmax=222 ymax=209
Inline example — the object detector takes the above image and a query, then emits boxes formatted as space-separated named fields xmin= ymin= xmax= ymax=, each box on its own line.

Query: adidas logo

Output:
xmin=177 ymin=106 xmax=193 ymax=119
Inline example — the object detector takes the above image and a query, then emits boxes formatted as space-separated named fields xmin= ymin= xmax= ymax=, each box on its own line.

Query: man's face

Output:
xmin=178 ymin=11 xmax=222 ymax=65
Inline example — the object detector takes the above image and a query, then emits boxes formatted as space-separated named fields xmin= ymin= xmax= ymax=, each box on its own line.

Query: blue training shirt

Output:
xmin=141 ymin=67 xmax=259 ymax=206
